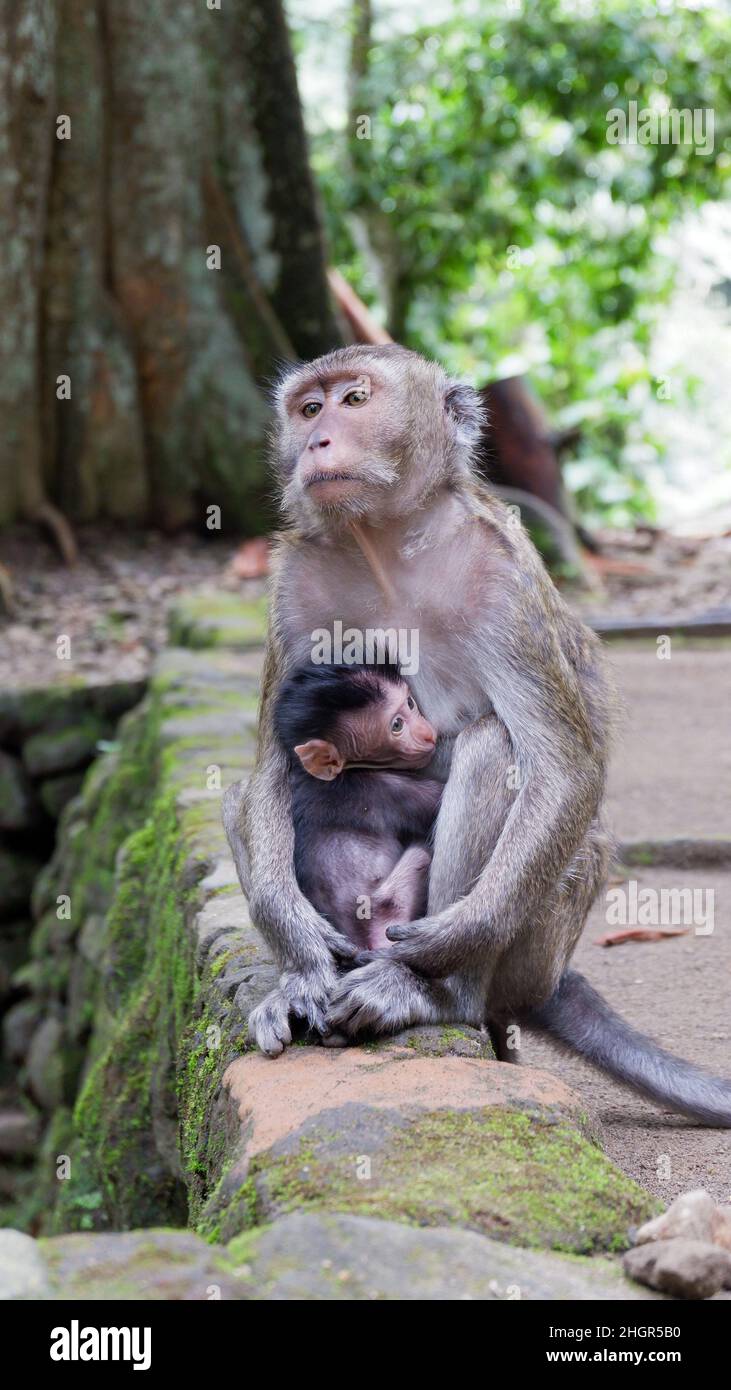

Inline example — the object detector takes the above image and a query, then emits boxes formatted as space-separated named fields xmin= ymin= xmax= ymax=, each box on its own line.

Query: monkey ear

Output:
xmin=444 ymin=382 xmax=486 ymax=460
xmin=293 ymin=740 xmax=346 ymax=781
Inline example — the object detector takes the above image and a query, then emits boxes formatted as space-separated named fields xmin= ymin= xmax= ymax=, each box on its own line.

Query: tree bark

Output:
xmin=0 ymin=0 xmax=340 ymax=534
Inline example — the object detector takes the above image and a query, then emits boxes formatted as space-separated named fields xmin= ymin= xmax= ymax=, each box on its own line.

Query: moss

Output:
xmin=177 ymin=995 xmax=251 ymax=1235
xmin=22 ymin=716 xmax=115 ymax=781
xmin=45 ymin=681 xmax=211 ymax=1232
xmin=245 ymin=1109 xmax=657 ymax=1255
xmin=43 ymin=644 xmax=259 ymax=1236
xmin=168 ymin=593 xmax=268 ymax=651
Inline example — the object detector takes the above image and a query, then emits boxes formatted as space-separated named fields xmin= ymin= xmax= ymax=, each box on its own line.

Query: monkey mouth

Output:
xmin=305 ymin=472 xmax=357 ymax=489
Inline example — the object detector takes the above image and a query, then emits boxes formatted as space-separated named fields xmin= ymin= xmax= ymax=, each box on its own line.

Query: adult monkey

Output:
xmin=223 ymin=344 xmax=731 ymax=1125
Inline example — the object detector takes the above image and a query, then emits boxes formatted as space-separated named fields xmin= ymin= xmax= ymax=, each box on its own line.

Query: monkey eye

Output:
xmin=301 ymin=401 xmax=321 ymax=418
xmin=407 ymin=695 xmax=415 ymax=710
xmin=344 ymin=388 xmax=369 ymax=406
xmin=391 ymin=715 xmax=404 ymax=734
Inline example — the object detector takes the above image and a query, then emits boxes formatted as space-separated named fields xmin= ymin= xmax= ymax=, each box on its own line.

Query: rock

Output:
xmin=711 ymin=1207 xmax=731 ymax=1253
xmin=0 ymin=1108 xmax=40 ymax=1157
xmin=0 ymin=751 xmax=40 ymax=830
xmin=29 ymin=908 xmax=76 ymax=959
xmin=0 ymin=919 xmax=33 ymax=983
xmin=624 ymin=1238 xmax=731 ymax=1300
xmin=30 ymin=1216 xmax=671 ymax=1302
xmin=26 ymin=1016 xmax=65 ymax=1110
xmin=0 ymin=682 xmax=144 ymax=746
xmin=0 ymin=848 xmax=43 ymax=921
xmin=168 ymin=592 xmax=268 ymax=651
xmin=87 ymin=681 xmax=146 ymax=720
xmin=2 ymin=998 xmax=43 ymax=1063
xmin=634 ymin=1189 xmax=716 ymax=1246
xmin=22 ymin=721 xmax=107 ymax=778
xmin=0 ymin=1229 xmax=50 ymax=1299
xmin=39 ymin=772 xmax=85 ymax=820
xmin=0 ymin=688 xmax=89 ymax=744
xmin=213 ymin=1043 xmax=654 ymax=1249
xmin=227 ymin=1211 xmax=671 ymax=1302
xmin=77 ymin=914 xmax=107 ymax=967
xmin=40 ymin=1229 xmax=247 ymax=1301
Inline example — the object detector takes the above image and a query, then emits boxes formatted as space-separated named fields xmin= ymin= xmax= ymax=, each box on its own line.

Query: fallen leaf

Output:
xmin=596 ymin=927 xmax=690 ymax=947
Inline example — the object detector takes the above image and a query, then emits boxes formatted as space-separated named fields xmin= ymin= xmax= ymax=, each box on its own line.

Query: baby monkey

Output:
xmin=274 ymin=662 xmax=443 ymax=951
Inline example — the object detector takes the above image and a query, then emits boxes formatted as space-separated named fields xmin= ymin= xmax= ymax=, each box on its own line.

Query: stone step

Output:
xmin=0 ymin=1216 xmax=682 ymax=1301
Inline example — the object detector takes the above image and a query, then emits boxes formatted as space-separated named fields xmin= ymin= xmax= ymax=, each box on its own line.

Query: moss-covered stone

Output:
xmin=61 ymin=795 xmax=198 ymax=1231
xmin=22 ymin=718 xmax=111 ymax=778
xmin=0 ymin=847 xmax=45 ymax=921
xmin=0 ymin=750 xmax=40 ymax=830
xmin=39 ymin=1227 xmax=248 ymax=1300
xmin=0 ymin=681 xmax=145 ymax=746
xmin=168 ymin=592 xmax=268 ymax=651
xmin=244 ymin=1107 xmax=657 ymax=1255
xmin=38 ymin=772 xmax=86 ymax=820
xmin=33 ymin=630 xmax=261 ymax=1237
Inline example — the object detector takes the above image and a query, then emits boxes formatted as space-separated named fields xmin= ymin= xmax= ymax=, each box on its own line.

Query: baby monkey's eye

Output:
xmin=391 ymin=716 xmax=404 ymax=734
xmin=302 ymin=401 xmax=321 ymax=418
xmin=407 ymin=695 xmax=415 ymax=710
xmin=344 ymin=388 xmax=369 ymax=406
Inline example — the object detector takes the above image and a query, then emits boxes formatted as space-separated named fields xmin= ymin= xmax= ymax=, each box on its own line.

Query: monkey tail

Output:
xmin=529 ymin=969 xmax=731 ymax=1127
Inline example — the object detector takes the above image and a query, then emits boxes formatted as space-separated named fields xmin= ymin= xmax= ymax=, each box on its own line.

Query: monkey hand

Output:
xmin=385 ymin=907 xmax=477 ymax=977
xmin=326 ymin=958 xmax=436 ymax=1037
xmin=250 ymin=960 xmax=340 ymax=1057
xmin=248 ymin=986 xmax=293 ymax=1058
xmin=317 ymin=922 xmax=363 ymax=964
xmin=279 ymin=961 xmax=339 ymax=1035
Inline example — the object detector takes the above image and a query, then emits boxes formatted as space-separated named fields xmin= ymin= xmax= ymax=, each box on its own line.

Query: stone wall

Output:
xmin=0 ymin=680 xmax=144 ymax=1221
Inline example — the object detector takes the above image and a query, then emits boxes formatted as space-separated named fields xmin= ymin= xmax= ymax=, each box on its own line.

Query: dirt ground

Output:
xmin=575 ymin=526 xmax=731 ymax=623
xmin=0 ymin=527 xmax=239 ymax=688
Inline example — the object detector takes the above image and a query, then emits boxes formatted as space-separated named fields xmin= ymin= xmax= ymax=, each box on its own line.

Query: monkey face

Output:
xmin=273 ymin=345 xmax=484 ymax=524
xmin=376 ymin=679 xmax=438 ymax=769
xmin=293 ymin=677 xmax=437 ymax=780
xmin=280 ymin=366 xmax=402 ymax=519
xmin=339 ymin=678 xmax=437 ymax=773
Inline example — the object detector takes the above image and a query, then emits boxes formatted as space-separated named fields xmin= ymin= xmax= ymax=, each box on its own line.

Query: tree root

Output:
xmin=33 ymin=500 xmax=79 ymax=566
xmin=0 ymin=562 xmax=14 ymax=615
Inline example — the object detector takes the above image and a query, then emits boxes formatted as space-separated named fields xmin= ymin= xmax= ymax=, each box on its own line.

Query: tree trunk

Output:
xmin=0 ymin=0 xmax=340 ymax=533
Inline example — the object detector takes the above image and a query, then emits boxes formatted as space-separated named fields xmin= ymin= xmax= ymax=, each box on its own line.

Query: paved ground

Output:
xmin=604 ymin=643 xmax=731 ymax=845
xmin=525 ymin=641 xmax=731 ymax=1203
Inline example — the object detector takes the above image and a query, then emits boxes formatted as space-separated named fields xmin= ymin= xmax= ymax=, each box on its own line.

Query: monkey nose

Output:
xmin=307 ymin=431 xmax=331 ymax=451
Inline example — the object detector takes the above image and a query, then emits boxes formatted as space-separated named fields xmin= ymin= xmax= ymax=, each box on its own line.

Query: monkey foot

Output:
xmin=327 ymin=959 xmax=435 ymax=1037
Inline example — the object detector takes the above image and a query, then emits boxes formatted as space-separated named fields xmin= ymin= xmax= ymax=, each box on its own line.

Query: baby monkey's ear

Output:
xmin=294 ymin=740 xmax=345 ymax=781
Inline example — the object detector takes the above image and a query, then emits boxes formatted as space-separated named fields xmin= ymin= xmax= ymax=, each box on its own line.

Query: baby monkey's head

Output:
xmin=275 ymin=661 xmax=437 ymax=781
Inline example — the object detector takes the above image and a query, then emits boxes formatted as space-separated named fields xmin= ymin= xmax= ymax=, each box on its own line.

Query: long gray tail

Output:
xmin=529 ymin=969 xmax=731 ymax=1127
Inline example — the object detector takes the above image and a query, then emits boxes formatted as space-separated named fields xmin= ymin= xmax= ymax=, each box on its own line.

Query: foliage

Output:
xmin=302 ymin=0 xmax=731 ymax=522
